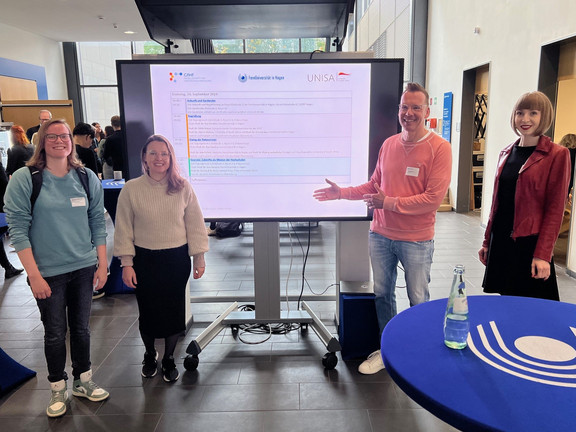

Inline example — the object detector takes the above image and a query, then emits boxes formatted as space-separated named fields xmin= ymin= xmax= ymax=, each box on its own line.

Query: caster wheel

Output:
xmin=322 ymin=352 xmax=338 ymax=370
xmin=301 ymin=324 xmax=308 ymax=332
xmin=183 ymin=354 xmax=199 ymax=371
xmin=231 ymin=325 xmax=239 ymax=334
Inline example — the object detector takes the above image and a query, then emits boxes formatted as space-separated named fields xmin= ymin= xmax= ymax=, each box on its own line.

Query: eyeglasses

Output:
xmin=147 ymin=151 xmax=170 ymax=158
xmin=45 ymin=133 xmax=71 ymax=142
xmin=398 ymin=104 xmax=427 ymax=112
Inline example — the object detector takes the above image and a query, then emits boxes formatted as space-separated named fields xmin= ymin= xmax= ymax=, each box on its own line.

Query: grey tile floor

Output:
xmin=0 ymin=211 xmax=575 ymax=431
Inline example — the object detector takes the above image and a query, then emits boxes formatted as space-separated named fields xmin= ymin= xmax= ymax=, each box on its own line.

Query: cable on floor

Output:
xmin=236 ymin=304 xmax=301 ymax=344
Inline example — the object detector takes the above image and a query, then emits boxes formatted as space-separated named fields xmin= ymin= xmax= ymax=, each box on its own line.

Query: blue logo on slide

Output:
xmin=238 ymin=73 xmax=248 ymax=83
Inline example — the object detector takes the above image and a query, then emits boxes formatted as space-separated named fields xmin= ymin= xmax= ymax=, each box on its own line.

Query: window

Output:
xmin=76 ymin=41 xmax=163 ymax=128
xmin=76 ymin=38 xmax=328 ymax=127
xmin=212 ymin=39 xmax=244 ymax=54
xmin=213 ymin=38 xmax=326 ymax=54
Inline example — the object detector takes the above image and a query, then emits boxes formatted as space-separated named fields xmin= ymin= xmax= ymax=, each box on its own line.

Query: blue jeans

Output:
xmin=369 ymin=232 xmax=434 ymax=334
xmin=36 ymin=265 xmax=96 ymax=382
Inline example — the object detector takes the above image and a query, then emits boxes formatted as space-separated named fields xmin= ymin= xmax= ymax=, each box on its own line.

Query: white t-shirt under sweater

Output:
xmin=113 ymin=175 xmax=209 ymax=267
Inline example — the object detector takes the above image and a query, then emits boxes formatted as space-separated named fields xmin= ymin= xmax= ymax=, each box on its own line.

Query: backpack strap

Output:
xmin=75 ymin=167 xmax=90 ymax=202
xmin=28 ymin=166 xmax=91 ymax=213
xmin=28 ymin=166 xmax=43 ymax=212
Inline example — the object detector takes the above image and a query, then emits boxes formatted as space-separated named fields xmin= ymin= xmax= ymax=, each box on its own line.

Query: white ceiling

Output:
xmin=0 ymin=0 xmax=151 ymax=42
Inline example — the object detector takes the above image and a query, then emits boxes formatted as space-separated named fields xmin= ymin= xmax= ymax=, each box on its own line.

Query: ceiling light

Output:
xmin=124 ymin=31 xmax=136 ymax=34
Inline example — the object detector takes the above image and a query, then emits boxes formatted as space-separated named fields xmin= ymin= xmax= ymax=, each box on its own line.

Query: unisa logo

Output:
xmin=169 ymin=72 xmax=182 ymax=83
xmin=238 ymin=73 xmax=248 ymax=83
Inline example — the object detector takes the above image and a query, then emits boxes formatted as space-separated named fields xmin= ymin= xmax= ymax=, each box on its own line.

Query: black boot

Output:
xmin=5 ymin=265 xmax=24 ymax=279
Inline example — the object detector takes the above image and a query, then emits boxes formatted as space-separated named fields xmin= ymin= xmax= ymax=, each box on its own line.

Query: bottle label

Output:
xmin=453 ymin=297 xmax=468 ymax=314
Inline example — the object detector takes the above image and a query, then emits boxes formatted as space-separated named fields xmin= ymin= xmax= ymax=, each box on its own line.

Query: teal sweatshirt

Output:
xmin=4 ymin=167 xmax=107 ymax=277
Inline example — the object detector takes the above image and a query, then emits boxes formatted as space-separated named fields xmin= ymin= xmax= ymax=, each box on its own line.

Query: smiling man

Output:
xmin=313 ymin=82 xmax=452 ymax=374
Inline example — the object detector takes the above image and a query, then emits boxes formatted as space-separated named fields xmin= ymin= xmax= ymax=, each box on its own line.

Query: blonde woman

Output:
xmin=4 ymin=119 xmax=109 ymax=417
xmin=114 ymin=135 xmax=208 ymax=382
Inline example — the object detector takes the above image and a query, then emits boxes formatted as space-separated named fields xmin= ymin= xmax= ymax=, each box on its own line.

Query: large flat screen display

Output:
xmin=117 ymin=58 xmax=403 ymax=221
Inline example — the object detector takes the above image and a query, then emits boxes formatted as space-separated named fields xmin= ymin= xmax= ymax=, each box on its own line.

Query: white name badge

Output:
xmin=405 ymin=167 xmax=420 ymax=177
xmin=70 ymin=197 xmax=87 ymax=207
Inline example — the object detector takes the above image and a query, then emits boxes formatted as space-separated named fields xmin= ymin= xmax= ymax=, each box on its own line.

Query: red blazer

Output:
xmin=482 ymin=135 xmax=571 ymax=262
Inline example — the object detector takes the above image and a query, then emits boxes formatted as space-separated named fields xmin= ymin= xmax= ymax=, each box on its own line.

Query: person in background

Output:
xmin=72 ymin=122 xmax=105 ymax=299
xmin=98 ymin=125 xmax=115 ymax=180
xmin=3 ymin=119 xmax=109 ymax=417
xmin=26 ymin=109 xmax=52 ymax=141
xmin=7 ymin=125 xmax=35 ymax=177
xmin=72 ymin=122 xmax=99 ymax=176
xmin=558 ymin=133 xmax=576 ymax=195
xmin=102 ymin=115 xmax=125 ymax=178
xmin=314 ymin=83 xmax=452 ymax=374
xmin=0 ymin=158 xmax=23 ymax=279
xmin=114 ymin=134 xmax=209 ymax=382
xmin=90 ymin=122 xmax=104 ymax=175
xmin=479 ymin=92 xmax=571 ymax=300
xmin=91 ymin=122 xmax=105 ymax=143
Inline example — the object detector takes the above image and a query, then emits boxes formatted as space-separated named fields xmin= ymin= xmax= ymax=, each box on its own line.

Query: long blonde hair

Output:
xmin=26 ymin=119 xmax=83 ymax=170
xmin=140 ymin=134 xmax=186 ymax=194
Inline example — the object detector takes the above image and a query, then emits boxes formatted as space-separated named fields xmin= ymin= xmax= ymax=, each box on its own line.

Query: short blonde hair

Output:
xmin=510 ymin=91 xmax=554 ymax=137
xmin=403 ymin=82 xmax=429 ymax=104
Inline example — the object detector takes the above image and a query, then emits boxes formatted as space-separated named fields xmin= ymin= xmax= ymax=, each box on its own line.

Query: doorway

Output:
xmin=543 ymin=39 xmax=576 ymax=269
xmin=456 ymin=64 xmax=490 ymax=213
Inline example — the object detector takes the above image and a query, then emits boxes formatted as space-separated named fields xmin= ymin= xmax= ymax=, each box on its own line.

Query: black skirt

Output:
xmin=133 ymin=244 xmax=191 ymax=338
xmin=482 ymin=233 xmax=559 ymax=301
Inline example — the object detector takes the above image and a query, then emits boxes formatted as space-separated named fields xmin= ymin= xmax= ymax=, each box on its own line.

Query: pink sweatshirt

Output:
xmin=341 ymin=132 xmax=452 ymax=241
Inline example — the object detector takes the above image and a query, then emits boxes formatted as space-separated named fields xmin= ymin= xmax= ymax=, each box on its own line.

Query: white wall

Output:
xmin=0 ymin=23 xmax=67 ymax=99
xmin=347 ymin=0 xmax=411 ymax=80
xmin=426 ymin=0 xmax=576 ymax=225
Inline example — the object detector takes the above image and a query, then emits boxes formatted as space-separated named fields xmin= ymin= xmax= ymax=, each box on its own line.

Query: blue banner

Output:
xmin=442 ymin=92 xmax=453 ymax=142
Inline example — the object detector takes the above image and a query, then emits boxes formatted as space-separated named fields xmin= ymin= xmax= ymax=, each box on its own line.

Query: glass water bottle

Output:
xmin=443 ymin=264 xmax=469 ymax=349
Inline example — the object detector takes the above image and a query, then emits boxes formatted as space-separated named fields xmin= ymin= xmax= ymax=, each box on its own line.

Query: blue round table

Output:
xmin=381 ymin=296 xmax=576 ymax=432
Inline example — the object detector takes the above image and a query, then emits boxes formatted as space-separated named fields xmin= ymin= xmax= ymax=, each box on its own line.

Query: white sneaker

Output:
xmin=358 ymin=350 xmax=385 ymax=374
xmin=72 ymin=369 xmax=109 ymax=402
xmin=47 ymin=380 xmax=68 ymax=417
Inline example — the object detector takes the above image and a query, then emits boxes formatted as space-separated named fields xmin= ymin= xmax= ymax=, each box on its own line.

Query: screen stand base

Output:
xmin=185 ymin=222 xmax=341 ymax=370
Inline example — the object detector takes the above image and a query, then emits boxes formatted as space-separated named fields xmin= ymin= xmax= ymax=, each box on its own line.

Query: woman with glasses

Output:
xmin=113 ymin=134 xmax=208 ymax=382
xmin=479 ymin=92 xmax=571 ymax=300
xmin=3 ymin=119 xmax=109 ymax=417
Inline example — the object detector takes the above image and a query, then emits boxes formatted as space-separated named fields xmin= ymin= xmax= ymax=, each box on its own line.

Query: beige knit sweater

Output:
xmin=113 ymin=175 xmax=209 ymax=268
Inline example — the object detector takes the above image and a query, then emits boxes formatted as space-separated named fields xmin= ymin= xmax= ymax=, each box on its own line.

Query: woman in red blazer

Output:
xmin=479 ymin=91 xmax=571 ymax=300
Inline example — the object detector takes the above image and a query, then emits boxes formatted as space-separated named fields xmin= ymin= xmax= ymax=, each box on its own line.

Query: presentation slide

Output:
xmin=117 ymin=59 xmax=403 ymax=221
xmin=149 ymin=63 xmax=369 ymax=219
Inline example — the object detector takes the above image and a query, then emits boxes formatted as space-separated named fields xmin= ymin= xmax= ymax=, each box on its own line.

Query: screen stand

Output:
xmin=185 ymin=221 xmax=341 ymax=370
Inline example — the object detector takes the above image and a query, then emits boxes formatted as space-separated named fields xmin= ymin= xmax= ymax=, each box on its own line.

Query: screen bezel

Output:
xmin=116 ymin=57 xmax=404 ymax=222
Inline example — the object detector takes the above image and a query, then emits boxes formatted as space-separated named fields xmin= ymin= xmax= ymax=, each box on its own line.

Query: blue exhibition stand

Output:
xmin=102 ymin=179 xmax=124 ymax=224
xmin=101 ymin=179 xmax=132 ymax=295
xmin=381 ymin=296 xmax=576 ymax=432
